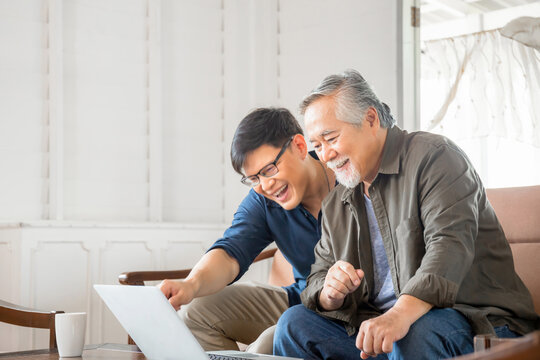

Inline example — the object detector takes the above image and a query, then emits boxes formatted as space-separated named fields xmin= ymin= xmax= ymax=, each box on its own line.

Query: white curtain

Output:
xmin=421 ymin=29 xmax=540 ymax=188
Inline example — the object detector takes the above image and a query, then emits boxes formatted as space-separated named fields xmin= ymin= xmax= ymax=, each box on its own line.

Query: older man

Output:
xmin=273 ymin=70 xmax=539 ymax=360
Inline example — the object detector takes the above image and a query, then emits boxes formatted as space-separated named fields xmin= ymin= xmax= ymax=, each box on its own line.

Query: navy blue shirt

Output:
xmin=208 ymin=154 xmax=324 ymax=306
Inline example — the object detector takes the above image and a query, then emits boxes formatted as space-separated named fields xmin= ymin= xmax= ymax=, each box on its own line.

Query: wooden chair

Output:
xmin=119 ymin=248 xmax=293 ymax=286
xmin=451 ymin=330 xmax=540 ymax=359
xmin=118 ymin=247 xmax=294 ymax=344
xmin=0 ymin=299 xmax=64 ymax=349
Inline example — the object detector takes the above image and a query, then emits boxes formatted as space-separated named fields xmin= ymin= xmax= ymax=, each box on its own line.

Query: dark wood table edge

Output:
xmin=0 ymin=344 xmax=141 ymax=358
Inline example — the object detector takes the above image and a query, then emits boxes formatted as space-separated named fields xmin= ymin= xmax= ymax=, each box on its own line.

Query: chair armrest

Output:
xmin=118 ymin=248 xmax=278 ymax=286
xmin=0 ymin=299 xmax=64 ymax=349
xmin=0 ymin=299 xmax=64 ymax=326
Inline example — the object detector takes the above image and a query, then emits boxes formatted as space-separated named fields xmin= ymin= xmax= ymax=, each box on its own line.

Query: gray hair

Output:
xmin=300 ymin=69 xmax=395 ymax=128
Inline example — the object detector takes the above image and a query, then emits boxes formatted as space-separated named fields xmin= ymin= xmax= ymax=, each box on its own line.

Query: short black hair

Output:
xmin=231 ymin=108 xmax=303 ymax=175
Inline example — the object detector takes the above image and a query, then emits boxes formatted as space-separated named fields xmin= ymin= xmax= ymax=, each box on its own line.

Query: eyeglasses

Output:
xmin=240 ymin=137 xmax=293 ymax=187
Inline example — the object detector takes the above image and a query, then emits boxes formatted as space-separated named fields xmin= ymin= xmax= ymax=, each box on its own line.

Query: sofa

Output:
xmin=486 ymin=185 xmax=540 ymax=314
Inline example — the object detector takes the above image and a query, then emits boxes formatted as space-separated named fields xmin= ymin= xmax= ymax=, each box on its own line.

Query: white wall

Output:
xmin=0 ymin=0 xmax=49 ymax=220
xmin=0 ymin=0 xmax=400 ymax=225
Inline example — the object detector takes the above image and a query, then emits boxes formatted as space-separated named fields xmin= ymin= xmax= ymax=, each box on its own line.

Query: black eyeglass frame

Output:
xmin=240 ymin=137 xmax=294 ymax=187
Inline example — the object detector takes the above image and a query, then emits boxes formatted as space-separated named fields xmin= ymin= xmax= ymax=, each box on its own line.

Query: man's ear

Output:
xmin=291 ymin=134 xmax=308 ymax=159
xmin=364 ymin=107 xmax=380 ymax=132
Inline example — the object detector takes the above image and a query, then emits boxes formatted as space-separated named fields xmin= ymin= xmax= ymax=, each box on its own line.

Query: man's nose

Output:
xmin=319 ymin=144 xmax=336 ymax=163
xmin=259 ymin=176 xmax=275 ymax=192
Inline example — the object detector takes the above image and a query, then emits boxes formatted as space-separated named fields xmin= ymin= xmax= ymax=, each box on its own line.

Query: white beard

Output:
xmin=327 ymin=158 xmax=361 ymax=189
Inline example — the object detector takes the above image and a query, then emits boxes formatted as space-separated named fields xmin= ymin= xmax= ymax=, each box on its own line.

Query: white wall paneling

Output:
xmin=148 ymin=0 xmax=163 ymax=222
xmin=62 ymin=0 xmax=149 ymax=221
xmin=0 ymin=0 xmax=48 ymax=220
xmin=0 ymin=227 xmax=21 ymax=351
xmin=0 ymin=222 xmax=239 ymax=352
xmin=161 ymin=0 xmax=226 ymax=223
xmin=222 ymin=0 xmax=278 ymax=222
xmin=1 ymin=0 xmax=401 ymax=224
xmin=47 ymin=0 xmax=64 ymax=220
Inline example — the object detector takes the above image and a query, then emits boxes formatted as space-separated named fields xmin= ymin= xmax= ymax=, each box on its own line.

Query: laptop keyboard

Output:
xmin=208 ymin=354 xmax=259 ymax=360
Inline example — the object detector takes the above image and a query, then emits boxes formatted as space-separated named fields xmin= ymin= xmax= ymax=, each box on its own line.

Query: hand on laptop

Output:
xmin=157 ymin=249 xmax=241 ymax=311
xmin=158 ymin=280 xmax=196 ymax=311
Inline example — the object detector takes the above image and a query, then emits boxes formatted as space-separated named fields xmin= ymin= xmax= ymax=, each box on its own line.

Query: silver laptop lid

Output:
xmin=94 ymin=284 xmax=208 ymax=360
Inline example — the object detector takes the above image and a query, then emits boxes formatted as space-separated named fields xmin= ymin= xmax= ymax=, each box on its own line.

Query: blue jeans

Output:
xmin=273 ymin=305 xmax=519 ymax=360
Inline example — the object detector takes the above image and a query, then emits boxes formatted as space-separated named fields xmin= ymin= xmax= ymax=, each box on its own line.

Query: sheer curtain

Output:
xmin=421 ymin=29 xmax=540 ymax=188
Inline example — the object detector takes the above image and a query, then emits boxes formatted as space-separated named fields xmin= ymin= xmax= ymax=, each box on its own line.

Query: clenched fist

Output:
xmin=319 ymin=260 xmax=364 ymax=311
xmin=158 ymin=279 xmax=197 ymax=311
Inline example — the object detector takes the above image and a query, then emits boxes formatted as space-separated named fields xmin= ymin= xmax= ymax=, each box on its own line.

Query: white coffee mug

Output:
xmin=55 ymin=312 xmax=87 ymax=357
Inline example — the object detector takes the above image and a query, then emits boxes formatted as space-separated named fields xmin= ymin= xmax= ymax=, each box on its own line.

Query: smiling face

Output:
xmin=304 ymin=95 xmax=386 ymax=188
xmin=242 ymin=135 xmax=309 ymax=209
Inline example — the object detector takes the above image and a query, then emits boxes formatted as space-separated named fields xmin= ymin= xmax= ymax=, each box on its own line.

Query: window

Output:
xmin=420 ymin=1 xmax=540 ymax=188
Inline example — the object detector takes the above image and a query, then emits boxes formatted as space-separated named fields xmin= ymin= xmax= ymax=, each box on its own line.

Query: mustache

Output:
xmin=326 ymin=157 xmax=348 ymax=170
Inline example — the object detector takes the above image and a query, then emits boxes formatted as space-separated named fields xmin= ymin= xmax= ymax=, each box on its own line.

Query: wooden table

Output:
xmin=0 ymin=344 xmax=145 ymax=359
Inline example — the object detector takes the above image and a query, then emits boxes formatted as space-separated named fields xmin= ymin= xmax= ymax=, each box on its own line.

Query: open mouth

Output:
xmin=328 ymin=158 xmax=349 ymax=172
xmin=272 ymin=184 xmax=288 ymax=201
xmin=335 ymin=158 xmax=349 ymax=169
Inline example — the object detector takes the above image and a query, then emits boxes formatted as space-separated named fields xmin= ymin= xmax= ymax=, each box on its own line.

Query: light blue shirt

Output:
xmin=364 ymin=194 xmax=397 ymax=311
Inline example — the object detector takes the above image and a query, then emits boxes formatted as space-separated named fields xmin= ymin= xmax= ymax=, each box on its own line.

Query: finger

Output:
xmin=169 ymin=299 xmax=181 ymax=311
xmin=327 ymin=266 xmax=359 ymax=293
xmin=372 ymin=331 xmax=383 ymax=355
xmin=382 ymin=336 xmax=394 ymax=354
xmin=355 ymin=269 xmax=365 ymax=281
xmin=337 ymin=268 xmax=360 ymax=291
xmin=338 ymin=263 xmax=361 ymax=286
xmin=158 ymin=281 xmax=172 ymax=298
xmin=356 ymin=329 xmax=365 ymax=351
xmin=360 ymin=350 xmax=370 ymax=359
xmin=326 ymin=267 xmax=353 ymax=293
xmin=324 ymin=281 xmax=350 ymax=300
xmin=169 ymin=293 xmax=185 ymax=310
xmin=361 ymin=327 xmax=374 ymax=357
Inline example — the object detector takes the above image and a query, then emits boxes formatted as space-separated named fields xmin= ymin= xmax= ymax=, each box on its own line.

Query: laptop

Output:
xmin=93 ymin=284 xmax=301 ymax=360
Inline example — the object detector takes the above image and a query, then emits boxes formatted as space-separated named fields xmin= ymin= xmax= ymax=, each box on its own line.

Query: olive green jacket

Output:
xmin=301 ymin=126 xmax=540 ymax=336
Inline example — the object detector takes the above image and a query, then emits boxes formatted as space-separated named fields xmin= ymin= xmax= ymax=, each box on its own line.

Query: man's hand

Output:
xmin=158 ymin=279 xmax=197 ymax=311
xmin=355 ymin=294 xmax=432 ymax=359
xmin=355 ymin=308 xmax=411 ymax=359
xmin=157 ymin=249 xmax=240 ymax=311
xmin=319 ymin=260 xmax=364 ymax=311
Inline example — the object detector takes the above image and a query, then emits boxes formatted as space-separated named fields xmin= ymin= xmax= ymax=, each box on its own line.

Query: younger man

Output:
xmin=159 ymin=107 xmax=335 ymax=353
